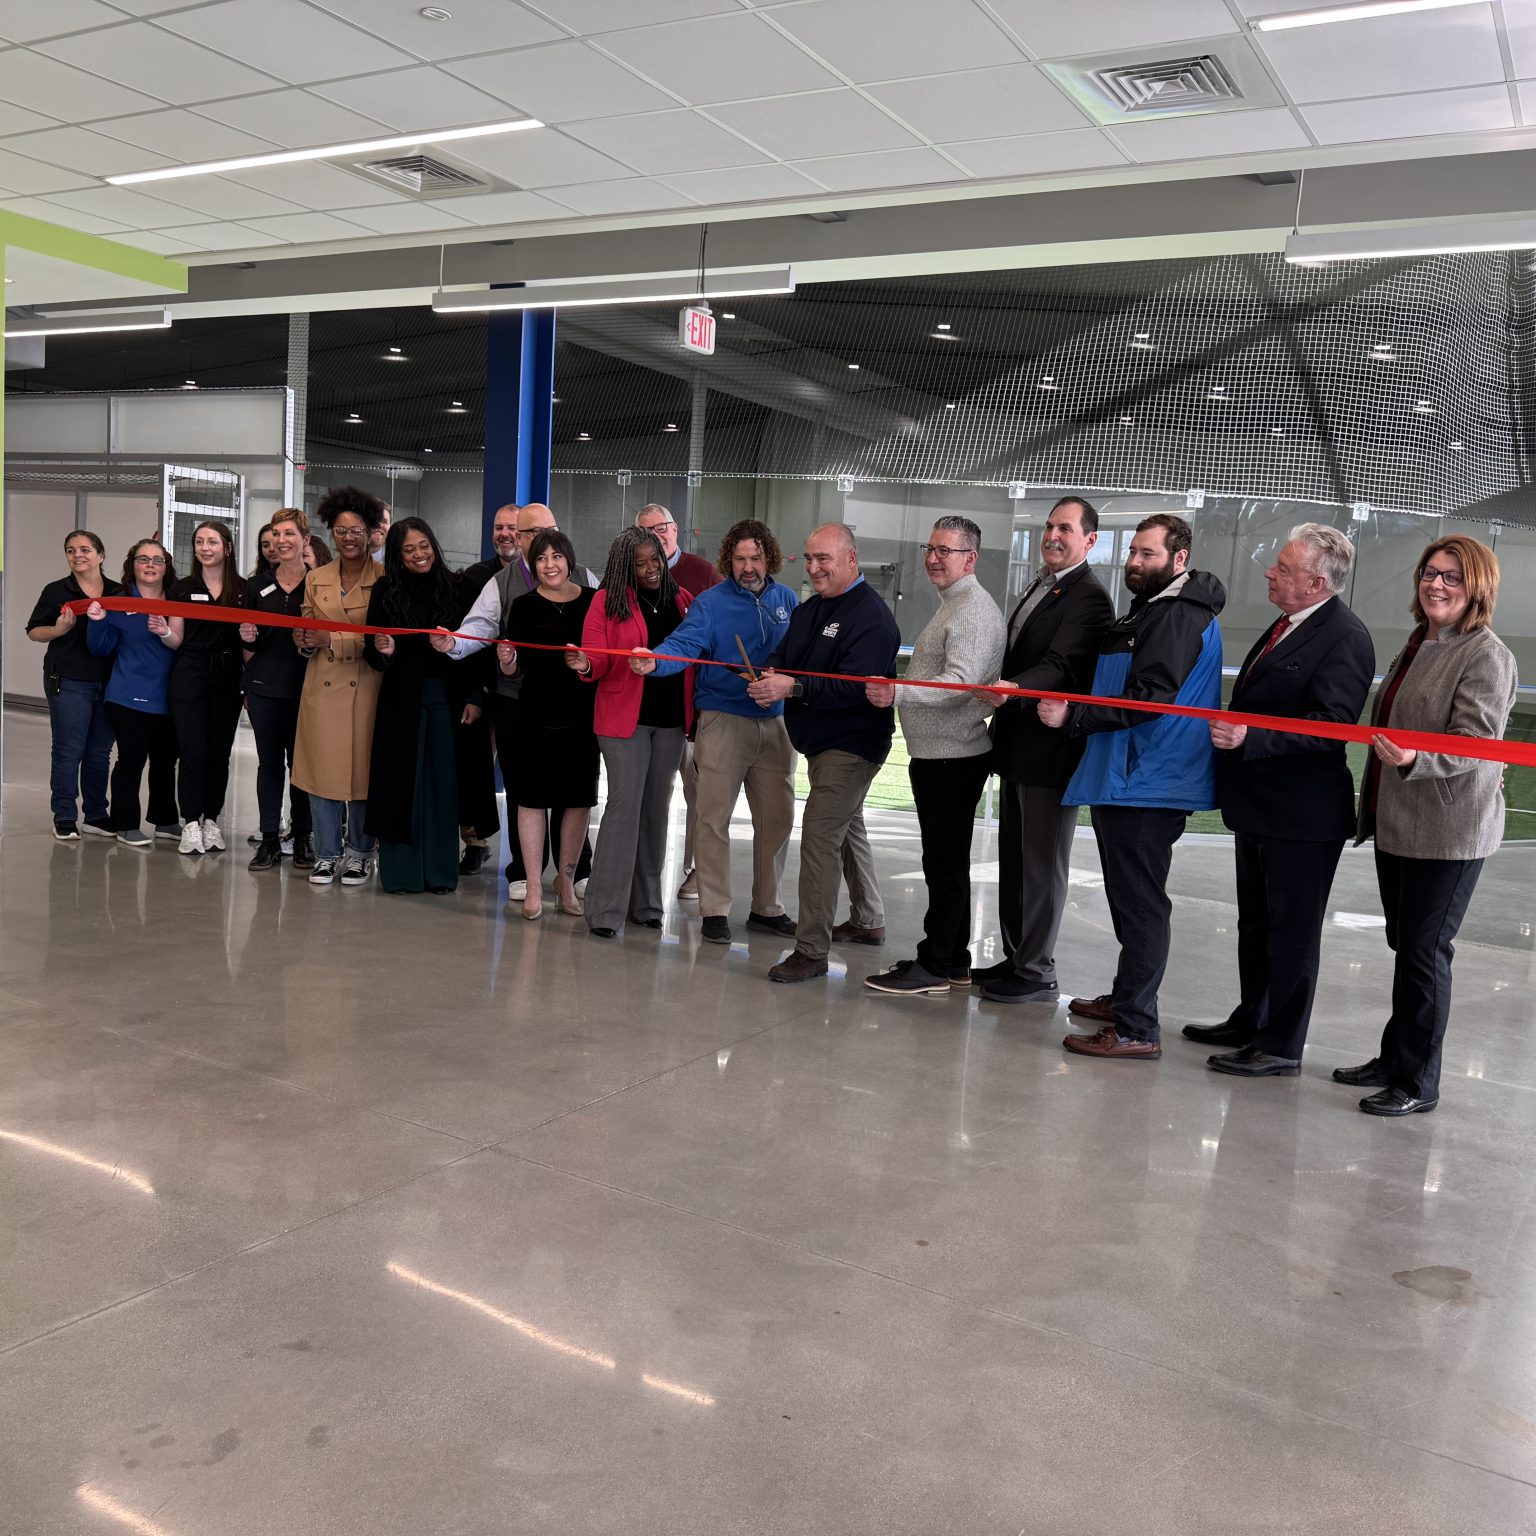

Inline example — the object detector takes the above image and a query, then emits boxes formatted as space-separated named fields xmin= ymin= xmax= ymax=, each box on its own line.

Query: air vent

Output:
xmin=1092 ymin=54 xmax=1239 ymax=113
xmin=344 ymin=150 xmax=509 ymax=200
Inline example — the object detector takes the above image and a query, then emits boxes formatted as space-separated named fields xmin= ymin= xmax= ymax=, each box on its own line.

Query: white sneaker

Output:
xmin=178 ymin=821 xmax=205 ymax=856
xmin=508 ymin=879 xmax=528 ymax=903
xmin=200 ymin=817 xmax=225 ymax=852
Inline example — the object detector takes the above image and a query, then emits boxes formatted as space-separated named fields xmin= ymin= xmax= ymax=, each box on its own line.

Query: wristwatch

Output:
xmin=790 ymin=681 xmax=805 ymax=699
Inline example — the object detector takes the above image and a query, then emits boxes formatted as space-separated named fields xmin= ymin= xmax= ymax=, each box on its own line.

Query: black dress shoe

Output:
xmin=589 ymin=926 xmax=617 ymax=938
xmin=1360 ymin=1087 xmax=1438 ymax=1117
xmin=978 ymin=977 xmax=1059 ymax=1005
xmin=1208 ymin=1045 xmax=1301 ymax=1077
xmin=1332 ymin=1059 xmax=1389 ymax=1087
xmin=633 ymin=917 xmax=663 ymax=929
xmin=971 ymin=960 xmax=1016 ymax=984
xmin=1181 ymin=1019 xmax=1254 ymax=1047
xmin=746 ymin=911 xmax=796 ymax=938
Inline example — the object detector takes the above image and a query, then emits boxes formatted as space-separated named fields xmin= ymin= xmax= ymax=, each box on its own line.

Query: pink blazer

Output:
xmin=581 ymin=587 xmax=694 ymax=740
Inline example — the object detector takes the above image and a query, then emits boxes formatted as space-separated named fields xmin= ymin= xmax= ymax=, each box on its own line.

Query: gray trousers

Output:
xmin=586 ymin=725 xmax=686 ymax=933
xmin=797 ymin=749 xmax=883 ymax=962
xmin=997 ymin=779 xmax=1077 ymax=985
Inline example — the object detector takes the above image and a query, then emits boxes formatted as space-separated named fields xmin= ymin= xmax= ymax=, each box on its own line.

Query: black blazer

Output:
xmin=990 ymin=563 xmax=1115 ymax=788
xmin=1216 ymin=595 xmax=1375 ymax=842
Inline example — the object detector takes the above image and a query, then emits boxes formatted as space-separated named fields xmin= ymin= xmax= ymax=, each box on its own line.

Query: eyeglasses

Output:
xmin=920 ymin=544 xmax=976 ymax=559
xmin=134 ymin=555 xmax=167 ymax=566
xmin=1418 ymin=566 xmax=1464 ymax=588
xmin=641 ymin=519 xmax=676 ymax=531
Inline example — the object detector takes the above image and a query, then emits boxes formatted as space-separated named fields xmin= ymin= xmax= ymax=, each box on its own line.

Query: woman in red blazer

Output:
xmin=576 ymin=527 xmax=695 ymax=937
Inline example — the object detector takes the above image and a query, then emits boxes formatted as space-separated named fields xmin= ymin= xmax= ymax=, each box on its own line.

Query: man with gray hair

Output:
xmin=1188 ymin=522 xmax=1376 ymax=1076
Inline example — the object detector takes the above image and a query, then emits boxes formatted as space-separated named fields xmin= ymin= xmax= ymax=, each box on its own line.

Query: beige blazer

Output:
xmin=1364 ymin=624 xmax=1518 ymax=861
xmin=292 ymin=559 xmax=381 ymax=802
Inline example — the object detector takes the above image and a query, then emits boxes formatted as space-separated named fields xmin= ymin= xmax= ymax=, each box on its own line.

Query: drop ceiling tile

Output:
xmin=656 ymin=160 xmax=826 ymax=202
xmin=789 ymin=145 xmax=966 ymax=192
xmin=89 ymin=109 xmax=279 ymax=160
xmin=772 ymin=0 xmax=1022 ymax=85
xmin=235 ymin=209 xmax=377 ymax=242
xmin=309 ymin=0 xmax=566 ymax=59
xmin=224 ymin=160 xmax=410 ymax=210
xmin=0 ymin=101 xmax=58 ymax=136
xmin=0 ymin=48 xmax=165 ymax=120
xmin=1507 ymin=5 xmax=1536 ymax=80
xmin=157 ymin=220 xmax=289 ymax=249
xmin=36 ymin=21 xmax=283 ymax=102
xmin=0 ymin=146 xmax=93 ymax=196
xmin=193 ymin=90 xmax=392 ymax=149
xmin=420 ymin=188 xmax=575 ymax=223
xmin=41 ymin=184 xmax=214 ymax=227
xmin=157 ymin=0 xmax=415 ymax=85
xmin=1254 ymin=7 xmax=1505 ymax=104
xmin=985 ymin=0 xmax=1239 ymax=59
xmin=312 ymin=67 xmax=519 ymax=132
xmin=137 ymin=175 xmax=310 ymax=222
xmin=336 ymin=200 xmax=478 ymax=234
xmin=564 ymin=109 xmax=770 ymax=173
xmin=443 ymin=39 xmax=678 ymax=121
xmin=1521 ymin=81 xmax=1536 ymax=125
xmin=115 ymin=229 xmax=205 ymax=253
xmin=1112 ymin=105 xmax=1310 ymax=161
xmin=708 ymin=90 xmax=916 ymax=160
xmin=1302 ymin=84 xmax=1515 ymax=145
xmin=538 ymin=176 xmax=695 ymax=214
xmin=448 ymin=128 xmax=634 ymax=187
xmin=942 ymin=127 xmax=1129 ymax=178
xmin=596 ymin=12 xmax=838 ymax=102
xmin=0 ymin=0 xmax=125 ymax=42
xmin=869 ymin=64 xmax=1090 ymax=142
xmin=101 ymin=0 xmax=195 ymax=12
xmin=0 ymin=195 xmax=130 ymax=233
xmin=3 ymin=125 xmax=172 ymax=176
xmin=524 ymin=0 xmax=744 ymax=31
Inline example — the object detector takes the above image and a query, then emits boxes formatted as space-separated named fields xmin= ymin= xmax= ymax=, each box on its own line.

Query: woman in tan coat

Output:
xmin=292 ymin=486 xmax=385 ymax=887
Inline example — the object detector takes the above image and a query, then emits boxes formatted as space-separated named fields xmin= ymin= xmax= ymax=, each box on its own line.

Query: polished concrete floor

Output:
xmin=2 ymin=707 xmax=1535 ymax=1534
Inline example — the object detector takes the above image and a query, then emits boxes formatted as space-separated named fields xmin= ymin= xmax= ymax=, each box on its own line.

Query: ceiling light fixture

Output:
xmin=5 ymin=309 xmax=172 ymax=338
xmin=420 ymin=6 xmax=453 ymax=18
xmin=847 ymin=363 xmax=860 ymax=371
xmin=1252 ymin=0 xmax=1483 ymax=32
xmin=346 ymin=413 xmax=361 ymax=422
xmin=663 ymin=423 xmax=679 ymax=432
xmin=944 ymin=402 xmax=956 ymax=409
xmin=721 ymin=312 xmax=736 ymax=320
xmin=935 ymin=322 xmax=951 ymax=330
xmin=1129 ymin=333 xmax=1155 ymax=350
xmin=1413 ymin=399 xmax=1437 ymax=414
xmin=432 ymin=268 xmax=793 ymax=314
xmin=1449 ymin=440 xmax=1465 ymax=451
xmin=930 ymin=331 xmax=958 ymax=341
xmin=1286 ymin=218 xmax=1536 ymax=264
xmin=183 ymin=379 xmax=197 ymax=388
xmin=1120 ymin=415 xmax=1134 ymax=424
xmin=104 ymin=117 xmax=542 ymax=186
xmin=577 ymin=431 xmax=590 ymax=440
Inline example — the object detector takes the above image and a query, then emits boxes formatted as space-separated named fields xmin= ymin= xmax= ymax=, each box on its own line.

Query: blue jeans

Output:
xmin=309 ymin=795 xmax=375 ymax=863
xmin=46 ymin=676 xmax=113 ymax=823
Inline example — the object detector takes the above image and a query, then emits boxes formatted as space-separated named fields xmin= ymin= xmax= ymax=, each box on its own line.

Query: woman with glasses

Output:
xmin=26 ymin=529 xmax=124 ymax=841
xmin=1339 ymin=535 xmax=1518 ymax=1117
xmin=84 ymin=538 xmax=181 ymax=848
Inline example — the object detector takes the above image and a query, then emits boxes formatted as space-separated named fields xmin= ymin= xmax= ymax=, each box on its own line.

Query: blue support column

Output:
xmin=481 ymin=307 xmax=556 ymax=559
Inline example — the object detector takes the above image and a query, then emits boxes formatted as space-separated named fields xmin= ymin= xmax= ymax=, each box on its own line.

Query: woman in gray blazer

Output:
xmin=1338 ymin=534 xmax=1518 ymax=1117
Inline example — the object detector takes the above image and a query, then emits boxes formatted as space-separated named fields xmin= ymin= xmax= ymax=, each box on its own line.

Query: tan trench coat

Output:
xmin=291 ymin=559 xmax=381 ymax=802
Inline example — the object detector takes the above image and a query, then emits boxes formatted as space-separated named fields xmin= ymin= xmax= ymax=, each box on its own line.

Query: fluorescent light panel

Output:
xmin=1285 ymin=219 xmax=1536 ymax=263
xmin=433 ymin=268 xmax=795 ymax=313
xmin=1253 ymin=0 xmax=1484 ymax=31
xmin=6 ymin=309 xmax=171 ymax=337
xmin=105 ymin=118 xmax=542 ymax=186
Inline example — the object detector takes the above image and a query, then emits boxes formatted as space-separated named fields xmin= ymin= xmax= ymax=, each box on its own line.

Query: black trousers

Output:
xmin=909 ymin=753 xmax=991 ymax=976
xmin=491 ymin=694 xmax=592 ymax=884
xmin=245 ymin=692 xmax=312 ymax=839
xmin=1090 ymin=805 xmax=1187 ymax=1041
xmin=456 ymin=706 xmax=500 ymax=840
xmin=1375 ymin=849 xmax=1484 ymax=1102
xmin=106 ymin=703 xmax=179 ymax=832
xmin=1228 ymin=833 xmax=1345 ymax=1060
xmin=170 ymin=655 xmax=243 ymax=822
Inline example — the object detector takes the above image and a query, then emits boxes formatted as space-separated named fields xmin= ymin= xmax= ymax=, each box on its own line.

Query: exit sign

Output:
xmin=679 ymin=305 xmax=715 ymax=355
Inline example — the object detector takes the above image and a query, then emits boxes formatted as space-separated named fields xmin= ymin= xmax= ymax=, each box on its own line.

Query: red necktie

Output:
xmin=1258 ymin=615 xmax=1290 ymax=658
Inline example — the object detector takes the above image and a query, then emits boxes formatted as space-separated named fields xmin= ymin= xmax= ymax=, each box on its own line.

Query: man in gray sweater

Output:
xmin=863 ymin=516 xmax=1006 ymax=996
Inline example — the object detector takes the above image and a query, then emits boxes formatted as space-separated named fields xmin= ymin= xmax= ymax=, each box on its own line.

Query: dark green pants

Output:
xmin=380 ymin=682 xmax=460 ymax=894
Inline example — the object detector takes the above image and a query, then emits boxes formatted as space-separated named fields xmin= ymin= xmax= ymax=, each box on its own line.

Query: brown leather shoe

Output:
xmin=1068 ymin=992 xmax=1115 ymax=1023
xmin=1063 ymin=1026 xmax=1161 ymax=1060
xmin=831 ymin=921 xmax=886 ymax=946
xmin=768 ymin=950 xmax=830 ymax=984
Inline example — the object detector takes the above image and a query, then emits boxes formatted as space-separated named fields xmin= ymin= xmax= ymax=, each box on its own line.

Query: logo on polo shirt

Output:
xmin=822 ymin=622 xmax=840 ymax=638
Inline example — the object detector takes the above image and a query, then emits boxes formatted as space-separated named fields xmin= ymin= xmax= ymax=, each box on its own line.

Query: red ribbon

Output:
xmin=69 ymin=594 xmax=1535 ymax=769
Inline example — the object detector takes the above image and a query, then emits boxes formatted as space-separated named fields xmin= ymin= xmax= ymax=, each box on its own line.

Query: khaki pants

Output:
xmin=796 ymin=748 xmax=883 ymax=962
xmin=693 ymin=709 xmax=796 ymax=919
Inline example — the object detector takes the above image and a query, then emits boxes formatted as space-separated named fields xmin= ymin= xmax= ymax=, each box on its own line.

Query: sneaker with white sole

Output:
xmin=178 ymin=821 xmax=205 ymax=856
xmin=200 ymin=817 xmax=225 ymax=852
xmin=508 ymin=878 xmax=528 ymax=903
xmin=117 ymin=828 xmax=151 ymax=849
xmin=81 ymin=818 xmax=115 ymax=838
xmin=54 ymin=821 xmax=81 ymax=842
xmin=154 ymin=823 xmax=182 ymax=842
xmin=308 ymin=859 xmax=337 ymax=885
xmin=340 ymin=855 xmax=372 ymax=887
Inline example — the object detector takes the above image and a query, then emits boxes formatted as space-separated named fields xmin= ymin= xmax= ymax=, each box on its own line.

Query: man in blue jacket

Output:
xmin=747 ymin=523 xmax=902 ymax=983
xmin=1038 ymin=513 xmax=1226 ymax=1059
xmin=630 ymin=518 xmax=798 ymax=946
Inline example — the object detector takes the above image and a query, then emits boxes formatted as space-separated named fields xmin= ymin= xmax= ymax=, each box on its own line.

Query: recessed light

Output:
xmin=847 ymin=363 xmax=860 ymax=370
xmin=944 ymin=402 xmax=957 ymax=409
xmin=578 ymin=431 xmax=591 ymax=440
xmin=183 ymin=380 xmax=197 ymax=389
xmin=346 ymin=413 xmax=361 ymax=422
xmin=722 ymin=312 xmax=736 ymax=320
xmin=423 ymin=446 xmax=433 ymax=453
xmin=389 ymin=346 xmax=402 ymax=353
xmin=1039 ymin=378 xmax=1058 ymax=390
xmin=663 ymin=423 xmax=679 ymax=432
xmin=1129 ymin=334 xmax=1155 ymax=351
xmin=451 ymin=399 xmax=462 ymax=406
xmin=1449 ymin=440 xmax=1465 ymax=451
xmin=1271 ymin=427 xmax=1285 ymax=437
xmin=1120 ymin=415 xmax=1134 ymax=425
xmin=935 ymin=322 xmax=951 ymax=330
xmin=1413 ymin=399 xmax=1436 ymax=414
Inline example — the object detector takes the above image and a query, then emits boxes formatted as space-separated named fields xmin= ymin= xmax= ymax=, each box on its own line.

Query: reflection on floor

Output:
xmin=3 ymin=708 xmax=1535 ymax=1534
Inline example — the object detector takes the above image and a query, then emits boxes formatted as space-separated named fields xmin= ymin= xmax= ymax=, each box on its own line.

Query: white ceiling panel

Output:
xmin=90 ymin=109 xmax=279 ymax=161
xmin=235 ymin=209 xmax=377 ymax=242
xmin=138 ymin=175 xmax=310 ymax=223
xmin=42 ymin=183 xmax=214 ymax=228
xmin=1255 ymin=7 xmax=1506 ymax=104
xmin=115 ymin=229 xmax=206 ymax=253
xmin=3 ymin=125 xmax=172 ymax=176
xmin=523 ymin=0 xmax=745 ymax=31
xmin=599 ymin=12 xmax=839 ymax=102
xmin=449 ymin=128 xmax=635 ymax=188
xmin=985 ymin=0 xmax=1240 ymax=59
xmin=708 ymin=90 xmax=917 ymax=160
xmin=157 ymin=0 xmax=415 ymax=85
xmin=307 ymin=0 xmax=565 ymax=60
xmin=192 ymin=90 xmax=392 ymax=149
xmin=312 ymin=66 xmax=519 ymax=131
xmin=0 ymin=146 xmax=93 ymax=196
xmin=869 ymin=64 xmax=1090 ymax=142
xmin=1507 ymin=3 xmax=1536 ymax=80
xmin=539 ymin=177 xmax=696 ymax=215
xmin=0 ymin=101 xmax=58 ymax=136
xmin=771 ymin=0 xmax=1023 ymax=85
xmin=1 ymin=196 xmax=126 ymax=234
xmin=157 ymin=220 xmax=289 ymax=249
xmin=789 ymin=145 xmax=966 ymax=191
xmin=942 ymin=128 xmax=1130 ymax=179
xmin=330 ymin=200 xmax=477 ymax=233
xmin=224 ymin=160 xmax=414 ymax=210
xmin=100 ymin=0 xmax=196 ymax=12
xmin=565 ymin=109 xmax=770 ymax=173
xmin=0 ymin=48 xmax=165 ymax=120
xmin=421 ymin=187 xmax=577 ymax=223
xmin=1302 ymin=83 xmax=1515 ymax=144
xmin=1521 ymin=80 xmax=1536 ymax=124
xmin=657 ymin=160 xmax=827 ymax=202
xmin=1112 ymin=105 xmax=1311 ymax=161
xmin=0 ymin=0 xmax=125 ymax=43
xmin=443 ymin=39 xmax=678 ymax=122
xmin=37 ymin=21 xmax=283 ymax=102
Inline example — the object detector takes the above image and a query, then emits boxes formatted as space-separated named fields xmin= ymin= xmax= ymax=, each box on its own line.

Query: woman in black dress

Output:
xmin=499 ymin=528 xmax=597 ymax=922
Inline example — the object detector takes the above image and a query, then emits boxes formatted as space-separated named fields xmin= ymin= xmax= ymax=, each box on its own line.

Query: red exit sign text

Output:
xmin=679 ymin=305 xmax=716 ymax=355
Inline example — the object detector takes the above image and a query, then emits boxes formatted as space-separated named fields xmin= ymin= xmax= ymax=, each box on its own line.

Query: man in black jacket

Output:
xmin=1188 ymin=523 xmax=1375 ymax=1076
xmin=975 ymin=496 xmax=1115 ymax=1003
xmin=748 ymin=523 xmax=901 ymax=983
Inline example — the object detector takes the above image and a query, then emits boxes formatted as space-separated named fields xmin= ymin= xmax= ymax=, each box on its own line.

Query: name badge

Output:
xmin=259 ymin=584 xmax=277 ymax=598
xmin=191 ymin=591 xmax=210 ymax=602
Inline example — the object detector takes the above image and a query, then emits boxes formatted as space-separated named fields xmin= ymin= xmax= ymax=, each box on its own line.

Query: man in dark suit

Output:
xmin=1188 ymin=522 xmax=1375 ymax=1076
xmin=975 ymin=496 xmax=1115 ymax=1004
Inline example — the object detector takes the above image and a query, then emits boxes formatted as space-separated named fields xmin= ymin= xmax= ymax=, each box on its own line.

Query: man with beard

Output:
xmin=1038 ymin=513 xmax=1226 ymax=1060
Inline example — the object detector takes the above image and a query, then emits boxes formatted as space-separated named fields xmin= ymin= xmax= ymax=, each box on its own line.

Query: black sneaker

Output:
xmin=81 ymin=818 xmax=114 ymax=839
xmin=248 ymin=836 xmax=282 ymax=872
xmin=459 ymin=843 xmax=490 ymax=876
xmin=308 ymin=859 xmax=338 ymax=886
xmin=701 ymin=915 xmax=733 ymax=945
xmin=53 ymin=821 xmax=80 ymax=842
xmin=746 ymin=911 xmax=796 ymax=937
xmin=290 ymin=833 xmax=317 ymax=871
xmin=864 ymin=960 xmax=950 ymax=996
